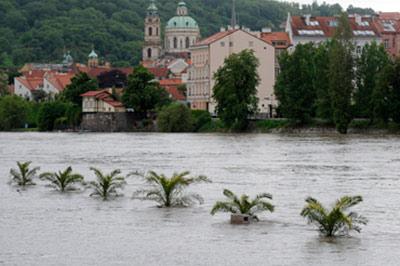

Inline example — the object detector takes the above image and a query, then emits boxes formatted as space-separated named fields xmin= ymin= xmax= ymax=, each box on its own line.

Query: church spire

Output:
xmin=231 ymin=0 xmax=237 ymax=28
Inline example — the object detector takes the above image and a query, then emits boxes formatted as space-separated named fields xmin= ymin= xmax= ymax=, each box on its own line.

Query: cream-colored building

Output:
xmin=81 ymin=90 xmax=125 ymax=113
xmin=187 ymin=29 xmax=276 ymax=116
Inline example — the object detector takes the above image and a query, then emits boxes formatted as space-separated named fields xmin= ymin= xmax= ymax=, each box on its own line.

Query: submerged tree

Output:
xmin=9 ymin=161 xmax=40 ymax=187
xmin=301 ymin=196 xmax=367 ymax=237
xmin=40 ymin=166 xmax=84 ymax=192
xmin=133 ymin=171 xmax=211 ymax=207
xmin=88 ymin=167 xmax=126 ymax=200
xmin=211 ymin=189 xmax=274 ymax=221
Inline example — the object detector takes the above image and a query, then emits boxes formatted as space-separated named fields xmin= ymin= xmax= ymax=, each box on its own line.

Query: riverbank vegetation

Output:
xmin=275 ymin=12 xmax=400 ymax=134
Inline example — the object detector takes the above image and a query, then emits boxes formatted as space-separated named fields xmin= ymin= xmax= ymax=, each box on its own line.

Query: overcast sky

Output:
xmin=280 ymin=0 xmax=400 ymax=12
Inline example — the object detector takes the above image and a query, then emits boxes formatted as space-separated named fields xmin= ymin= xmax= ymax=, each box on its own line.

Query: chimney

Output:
xmin=220 ymin=27 xmax=226 ymax=32
xmin=234 ymin=25 xmax=240 ymax=30
xmin=355 ymin=14 xmax=362 ymax=25
xmin=262 ymin=27 xmax=272 ymax=33
xmin=227 ymin=25 xmax=233 ymax=31
xmin=304 ymin=14 xmax=311 ymax=26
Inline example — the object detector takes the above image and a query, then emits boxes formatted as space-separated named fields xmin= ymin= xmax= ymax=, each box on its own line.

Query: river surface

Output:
xmin=0 ymin=133 xmax=400 ymax=266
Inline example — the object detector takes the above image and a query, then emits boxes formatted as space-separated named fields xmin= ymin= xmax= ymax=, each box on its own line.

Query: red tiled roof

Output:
xmin=165 ymin=87 xmax=185 ymax=101
xmin=260 ymin=32 xmax=291 ymax=49
xmin=159 ymin=78 xmax=185 ymax=101
xmin=16 ymin=76 xmax=43 ymax=91
xmin=194 ymin=30 xmax=239 ymax=46
xmin=80 ymin=90 xmax=124 ymax=108
xmin=147 ymin=67 xmax=169 ymax=79
xmin=379 ymin=12 xmax=400 ymax=21
xmin=45 ymin=72 xmax=75 ymax=92
xmin=159 ymin=78 xmax=182 ymax=87
xmin=290 ymin=16 xmax=380 ymax=37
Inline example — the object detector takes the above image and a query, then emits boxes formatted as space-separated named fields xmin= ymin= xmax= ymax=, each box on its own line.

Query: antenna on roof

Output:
xmin=231 ymin=0 xmax=237 ymax=28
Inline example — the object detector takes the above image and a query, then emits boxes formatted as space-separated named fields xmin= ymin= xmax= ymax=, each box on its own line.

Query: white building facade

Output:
xmin=187 ymin=29 xmax=276 ymax=116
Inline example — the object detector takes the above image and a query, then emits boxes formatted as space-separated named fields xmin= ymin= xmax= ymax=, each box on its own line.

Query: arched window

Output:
xmin=185 ymin=37 xmax=190 ymax=48
xmin=147 ymin=48 xmax=152 ymax=59
xmin=173 ymin=37 xmax=178 ymax=49
xmin=148 ymin=27 xmax=153 ymax=36
xmin=180 ymin=39 xmax=183 ymax=48
xmin=156 ymin=27 xmax=159 ymax=36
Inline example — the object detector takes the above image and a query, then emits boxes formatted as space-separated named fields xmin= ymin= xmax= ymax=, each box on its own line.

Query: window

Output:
xmin=148 ymin=27 xmax=153 ymax=36
xmin=173 ymin=37 xmax=178 ymax=49
xmin=229 ymin=41 xmax=233 ymax=47
xmin=185 ymin=37 xmax=190 ymax=48
xmin=220 ymin=41 xmax=225 ymax=47
xmin=147 ymin=48 xmax=152 ymax=58
xmin=356 ymin=46 xmax=362 ymax=54
xmin=156 ymin=27 xmax=159 ymax=36
xmin=384 ymin=39 xmax=390 ymax=49
xmin=249 ymin=41 xmax=254 ymax=47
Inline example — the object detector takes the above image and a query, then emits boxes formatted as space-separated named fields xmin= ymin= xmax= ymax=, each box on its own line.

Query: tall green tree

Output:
xmin=213 ymin=49 xmax=259 ymax=131
xmin=274 ymin=44 xmax=316 ymax=124
xmin=122 ymin=65 xmax=170 ymax=118
xmin=313 ymin=42 xmax=333 ymax=121
xmin=329 ymin=12 xmax=354 ymax=134
xmin=0 ymin=95 xmax=28 ymax=130
xmin=0 ymin=71 xmax=9 ymax=97
xmin=61 ymin=72 xmax=97 ymax=106
xmin=355 ymin=42 xmax=389 ymax=119
xmin=372 ymin=62 xmax=393 ymax=124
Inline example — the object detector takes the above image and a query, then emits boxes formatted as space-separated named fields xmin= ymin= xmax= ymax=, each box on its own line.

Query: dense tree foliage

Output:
xmin=157 ymin=103 xmax=193 ymax=132
xmin=355 ymin=42 xmax=389 ymax=119
xmin=275 ymin=43 xmax=316 ymax=124
xmin=61 ymin=72 xmax=97 ymax=106
xmin=0 ymin=95 xmax=28 ymax=130
xmin=122 ymin=65 xmax=170 ymax=118
xmin=213 ymin=49 xmax=259 ymax=131
xmin=0 ymin=0 xmax=373 ymax=68
xmin=98 ymin=69 xmax=128 ymax=89
xmin=329 ymin=12 xmax=354 ymax=134
xmin=0 ymin=71 xmax=9 ymax=96
xmin=274 ymin=13 xmax=400 ymax=133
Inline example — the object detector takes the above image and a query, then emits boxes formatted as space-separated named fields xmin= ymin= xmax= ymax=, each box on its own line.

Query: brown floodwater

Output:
xmin=0 ymin=132 xmax=399 ymax=265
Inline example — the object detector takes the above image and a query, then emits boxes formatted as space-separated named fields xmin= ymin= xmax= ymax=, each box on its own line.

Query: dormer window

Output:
xmin=329 ymin=20 xmax=338 ymax=27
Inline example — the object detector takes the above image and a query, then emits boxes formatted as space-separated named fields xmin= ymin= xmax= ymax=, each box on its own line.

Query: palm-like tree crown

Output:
xmin=211 ymin=189 xmax=274 ymax=221
xmin=9 ymin=161 xmax=40 ymax=187
xmin=89 ymin=167 xmax=126 ymax=200
xmin=301 ymin=196 xmax=368 ymax=237
xmin=133 ymin=171 xmax=211 ymax=207
xmin=40 ymin=167 xmax=84 ymax=192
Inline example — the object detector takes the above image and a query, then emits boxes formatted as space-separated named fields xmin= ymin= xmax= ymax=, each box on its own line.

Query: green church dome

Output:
xmin=166 ymin=16 xmax=198 ymax=29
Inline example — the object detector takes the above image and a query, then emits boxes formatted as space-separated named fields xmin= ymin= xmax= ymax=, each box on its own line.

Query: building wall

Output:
xmin=82 ymin=97 xmax=125 ymax=113
xmin=208 ymin=31 xmax=276 ymax=115
xmin=14 ymin=79 xmax=33 ymax=100
xmin=381 ymin=33 xmax=398 ymax=58
xmin=81 ymin=113 xmax=139 ymax=132
xmin=187 ymin=46 xmax=210 ymax=110
xmin=42 ymin=79 xmax=60 ymax=98
xmin=165 ymin=28 xmax=200 ymax=53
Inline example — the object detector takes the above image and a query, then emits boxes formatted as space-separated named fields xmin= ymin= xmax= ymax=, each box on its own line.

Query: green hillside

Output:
xmin=0 ymin=0 xmax=374 ymax=67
